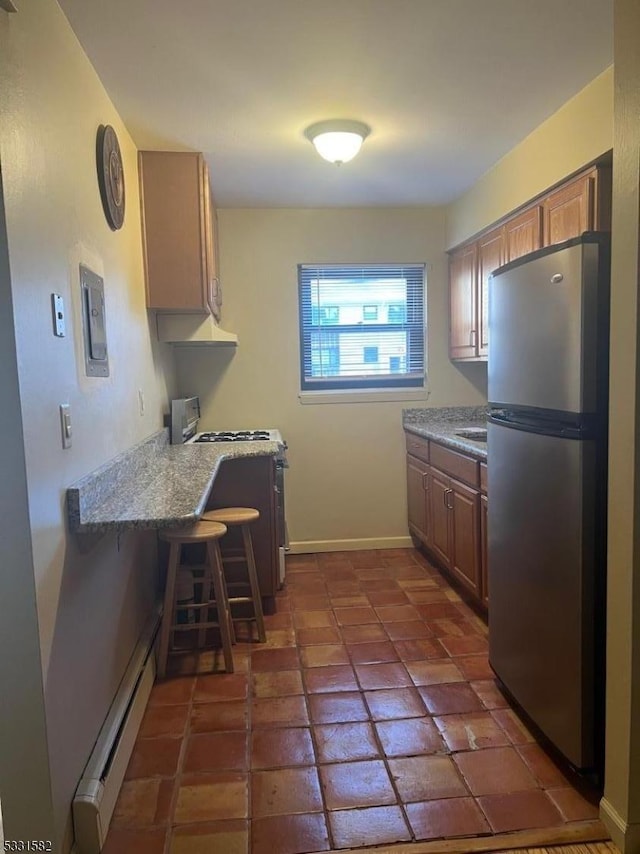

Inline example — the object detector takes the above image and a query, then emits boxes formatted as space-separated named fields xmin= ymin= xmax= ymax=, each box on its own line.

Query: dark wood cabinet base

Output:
xmin=205 ymin=455 xmax=279 ymax=605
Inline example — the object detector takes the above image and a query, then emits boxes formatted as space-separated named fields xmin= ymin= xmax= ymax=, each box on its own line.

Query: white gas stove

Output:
xmin=189 ymin=429 xmax=284 ymax=445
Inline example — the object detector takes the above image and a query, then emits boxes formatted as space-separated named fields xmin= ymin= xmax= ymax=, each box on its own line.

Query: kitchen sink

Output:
xmin=455 ymin=428 xmax=487 ymax=442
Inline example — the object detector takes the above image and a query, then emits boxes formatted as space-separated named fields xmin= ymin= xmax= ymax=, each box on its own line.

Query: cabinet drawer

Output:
xmin=405 ymin=433 xmax=429 ymax=463
xmin=430 ymin=441 xmax=479 ymax=487
xmin=480 ymin=462 xmax=488 ymax=493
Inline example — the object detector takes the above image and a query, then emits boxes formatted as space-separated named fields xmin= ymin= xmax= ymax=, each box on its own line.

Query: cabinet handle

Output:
xmin=470 ymin=329 xmax=477 ymax=347
xmin=443 ymin=489 xmax=448 ymax=509
xmin=445 ymin=488 xmax=454 ymax=510
xmin=422 ymin=473 xmax=429 ymax=491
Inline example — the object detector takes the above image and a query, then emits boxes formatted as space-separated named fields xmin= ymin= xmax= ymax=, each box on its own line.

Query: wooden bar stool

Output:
xmin=201 ymin=507 xmax=267 ymax=643
xmin=157 ymin=521 xmax=234 ymax=677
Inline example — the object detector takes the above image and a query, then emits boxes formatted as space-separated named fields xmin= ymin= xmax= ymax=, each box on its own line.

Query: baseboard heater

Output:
xmin=72 ymin=605 xmax=161 ymax=854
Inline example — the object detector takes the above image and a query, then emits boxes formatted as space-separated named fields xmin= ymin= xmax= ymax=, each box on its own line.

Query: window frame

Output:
xmin=298 ymin=262 xmax=426 ymax=392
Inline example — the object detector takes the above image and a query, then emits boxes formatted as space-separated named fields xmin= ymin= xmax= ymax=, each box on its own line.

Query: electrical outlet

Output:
xmin=59 ymin=403 xmax=72 ymax=449
xmin=138 ymin=389 xmax=145 ymax=416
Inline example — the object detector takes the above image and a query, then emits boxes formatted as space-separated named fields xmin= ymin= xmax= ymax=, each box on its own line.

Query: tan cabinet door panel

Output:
xmin=429 ymin=468 xmax=452 ymax=569
xmin=449 ymin=478 xmax=481 ymax=596
xmin=505 ymin=206 xmax=543 ymax=262
xmin=543 ymin=173 xmax=594 ymax=246
xmin=139 ymin=151 xmax=219 ymax=312
xmin=477 ymin=228 xmax=505 ymax=357
xmin=449 ymin=244 xmax=477 ymax=360
xmin=481 ymin=493 xmax=489 ymax=607
xmin=407 ymin=455 xmax=429 ymax=543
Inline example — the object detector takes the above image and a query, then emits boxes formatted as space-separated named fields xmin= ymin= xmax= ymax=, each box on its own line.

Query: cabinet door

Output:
xmin=480 ymin=493 xmax=488 ymax=607
xmin=505 ymin=206 xmax=542 ymax=262
xmin=449 ymin=244 xmax=477 ymax=360
xmin=449 ymin=477 xmax=481 ymax=596
xmin=202 ymin=161 xmax=222 ymax=320
xmin=543 ymin=173 xmax=594 ymax=246
xmin=407 ymin=455 xmax=429 ymax=543
xmin=140 ymin=150 xmax=211 ymax=311
xmin=429 ymin=469 xmax=451 ymax=568
xmin=477 ymin=228 xmax=504 ymax=357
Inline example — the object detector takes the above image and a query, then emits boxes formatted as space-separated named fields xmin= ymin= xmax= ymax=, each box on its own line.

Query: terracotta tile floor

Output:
xmin=103 ymin=548 xmax=602 ymax=854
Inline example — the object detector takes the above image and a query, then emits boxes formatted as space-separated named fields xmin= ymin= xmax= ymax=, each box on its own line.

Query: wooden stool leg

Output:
xmin=158 ymin=541 xmax=180 ymax=678
xmin=198 ymin=567 xmax=212 ymax=648
xmin=241 ymin=524 xmax=267 ymax=643
xmin=207 ymin=540 xmax=235 ymax=673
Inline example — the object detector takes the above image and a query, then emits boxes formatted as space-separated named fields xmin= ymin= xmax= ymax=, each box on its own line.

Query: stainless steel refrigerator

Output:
xmin=487 ymin=232 xmax=609 ymax=775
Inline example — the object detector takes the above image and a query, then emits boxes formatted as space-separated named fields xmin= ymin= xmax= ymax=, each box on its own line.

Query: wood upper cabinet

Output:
xmin=476 ymin=228 xmax=505 ymax=357
xmin=448 ymin=160 xmax=611 ymax=362
xmin=504 ymin=205 xmax=542 ymax=262
xmin=449 ymin=230 xmax=503 ymax=361
xmin=543 ymin=172 xmax=595 ymax=246
xmin=449 ymin=243 xmax=478 ymax=360
xmin=139 ymin=150 xmax=220 ymax=312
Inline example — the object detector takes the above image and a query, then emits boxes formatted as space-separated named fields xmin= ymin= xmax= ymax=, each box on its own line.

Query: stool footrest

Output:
xmin=171 ymin=620 xmax=225 ymax=632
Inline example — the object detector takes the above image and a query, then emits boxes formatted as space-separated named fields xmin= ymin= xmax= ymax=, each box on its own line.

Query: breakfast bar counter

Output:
xmin=67 ymin=429 xmax=281 ymax=534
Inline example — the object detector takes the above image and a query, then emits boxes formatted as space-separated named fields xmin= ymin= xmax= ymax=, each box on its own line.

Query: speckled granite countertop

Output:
xmin=403 ymin=406 xmax=488 ymax=460
xmin=67 ymin=429 xmax=281 ymax=534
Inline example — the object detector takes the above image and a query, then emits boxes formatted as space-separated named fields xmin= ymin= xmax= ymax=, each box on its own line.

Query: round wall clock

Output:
xmin=96 ymin=124 xmax=125 ymax=230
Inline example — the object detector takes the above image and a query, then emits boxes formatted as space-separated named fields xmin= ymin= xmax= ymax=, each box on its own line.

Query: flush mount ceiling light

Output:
xmin=304 ymin=119 xmax=371 ymax=165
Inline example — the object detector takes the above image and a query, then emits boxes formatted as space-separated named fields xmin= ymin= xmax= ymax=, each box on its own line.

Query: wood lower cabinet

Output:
xmin=480 ymin=493 xmax=489 ymax=608
xmin=205 ymin=455 xmax=279 ymax=613
xmin=449 ymin=477 xmax=481 ymax=595
xmin=406 ymin=454 xmax=429 ymax=544
xmin=429 ymin=467 xmax=453 ymax=569
xmin=406 ymin=432 xmax=486 ymax=608
xmin=139 ymin=150 xmax=220 ymax=313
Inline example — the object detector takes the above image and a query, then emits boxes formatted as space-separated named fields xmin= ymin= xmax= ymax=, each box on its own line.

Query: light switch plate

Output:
xmin=60 ymin=403 xmax=72 ymax=449
xmin=52 ymin=293 xmax=66 ymax=337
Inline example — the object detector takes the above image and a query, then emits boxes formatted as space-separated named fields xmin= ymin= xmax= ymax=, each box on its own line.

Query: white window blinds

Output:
xmin=298 ymin=263 xmax=425 ymax=390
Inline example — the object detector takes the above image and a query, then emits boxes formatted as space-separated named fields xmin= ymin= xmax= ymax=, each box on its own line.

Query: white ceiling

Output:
xmin=58 ymin=0 xmax=613 ymax=208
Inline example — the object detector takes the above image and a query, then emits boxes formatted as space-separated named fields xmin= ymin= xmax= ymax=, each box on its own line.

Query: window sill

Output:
xmin=298 ymin=388 xmax=429 ymax=405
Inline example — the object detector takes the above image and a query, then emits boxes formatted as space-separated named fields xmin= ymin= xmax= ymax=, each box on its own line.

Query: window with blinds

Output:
xmin=298 ymin=263 xmax=425 ymax=391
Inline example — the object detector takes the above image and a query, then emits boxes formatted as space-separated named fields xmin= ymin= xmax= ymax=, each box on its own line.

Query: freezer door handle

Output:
xmin=488 ymin=410 xmax=591 ymax=440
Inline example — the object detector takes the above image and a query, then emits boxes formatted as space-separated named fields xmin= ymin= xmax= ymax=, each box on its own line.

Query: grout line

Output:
xmin=296 ymin=575 xmax=337 ymax=850
xmin=123 ymin=548 xmax=604 ymax=853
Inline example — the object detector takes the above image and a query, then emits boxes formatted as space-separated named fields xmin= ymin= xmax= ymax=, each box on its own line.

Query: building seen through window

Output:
xmin=298 ymin=264 xmax=425 ymax=391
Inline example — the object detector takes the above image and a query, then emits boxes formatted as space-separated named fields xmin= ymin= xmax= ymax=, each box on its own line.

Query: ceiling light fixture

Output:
xmin=304 ymin=119 xmax=371 ymax=165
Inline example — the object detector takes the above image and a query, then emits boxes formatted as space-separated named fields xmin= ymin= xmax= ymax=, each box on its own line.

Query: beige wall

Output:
xmin=446 ymin=66 xmax=613 ymax=248
xmin=600 ymin=0 xmax=640 ymax=848
xmin=175 ymin=208 xmax=486 ymax=549
xmin=0 ymin=0 xmax=176 ymax=846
